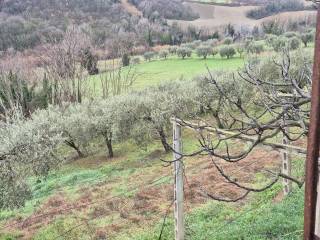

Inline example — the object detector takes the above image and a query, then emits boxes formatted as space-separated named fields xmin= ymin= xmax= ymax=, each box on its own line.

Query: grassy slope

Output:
xmin=0 ymin=131 xmax=306 ymax=240
xmin=0 ymin=49 xmax=309 ymax=239
xmin=125 ymin=154 xmax=306 ymax=240
xmin=0 ymin=132 xmax=200 ymax=239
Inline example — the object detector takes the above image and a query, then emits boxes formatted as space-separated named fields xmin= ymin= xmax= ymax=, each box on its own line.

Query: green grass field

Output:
xmin=90 ymin=55 xmax=244 ymax=94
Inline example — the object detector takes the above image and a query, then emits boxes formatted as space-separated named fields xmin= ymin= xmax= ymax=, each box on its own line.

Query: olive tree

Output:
xmin=159 ymin=50 xmax=169 ymax=59
xmin=212 ymin=48 xmax=219 ymax=57
xmin=90 ymin=100 xmax=116 ymax=158
xmin=193 ymin=72 xmax=253 ymax=129
xmin=131 ymin=82 xmax=196 ymax=152
xmin=223 ymin=37 xmax=233 ymax=45
xmin=246 ymin=41 xmax=265 ymax=55
xmin=0 ymin=109 xmax=63 ymax=209
xmin=236 ymin=44 xmax=245 ymax=58
xmin=196 ymin=45 xmax=213 ymax=59
xmin=169 ymin=46 xmax=178 ymax=54
xmin=300 ymin=31 xmax=315 ymax=47
xmin=144 ymin=51 xmax=156 ymax=61
xmin=271 ymin=36 xmax=301 ymax=52
xmin=219 ymin=46 xmax=236 ymax=59
xmin=271 ymin=37 xmax=287 ymax=52
xmin=89 ymin=96 xmax=140 ymax=158
xmin=55 ymin=103 xmax=97 ymax=158
xmin=288 ymin=36 xmax=301 ymax=50
xmin=177 ymin=47 xmax=192 ymax=59
xmin=206 ymin=39 xmax=219 ymax=47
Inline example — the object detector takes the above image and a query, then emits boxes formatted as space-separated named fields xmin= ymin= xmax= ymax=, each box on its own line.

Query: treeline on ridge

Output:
xmin=247 ymin=0 xmax=310 ymax=19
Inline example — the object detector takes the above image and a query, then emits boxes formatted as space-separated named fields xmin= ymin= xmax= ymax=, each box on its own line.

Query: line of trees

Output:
xmin=0 ymin=45 xmax=312 ymax=209
xmin=0 ymin=79 xmax=196 ymax=209
xmin=247 ymin=0 xmax=307 ymax=19
xmin=128 ymin=0 xmax=199 ymax=20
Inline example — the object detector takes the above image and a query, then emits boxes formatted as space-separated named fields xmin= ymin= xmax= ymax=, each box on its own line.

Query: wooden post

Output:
xmin=315 ymin=163 xmax=320 ymax=237
xmin=282 ymin=120 xmax=292 ymax=195
xmin=304 ymin=4 xmax=320 ymax=239
xmin=173 ymin=121 xmax=184 ymax=240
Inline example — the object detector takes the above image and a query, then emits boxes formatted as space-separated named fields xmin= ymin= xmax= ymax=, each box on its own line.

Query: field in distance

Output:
xmin=170 ymin=2 xmax=316 ymax=31
xmin=90 ymin=54 xmax=244 ymax=93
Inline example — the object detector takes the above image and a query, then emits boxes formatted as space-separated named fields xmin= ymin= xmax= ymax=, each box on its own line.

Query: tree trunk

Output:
xmin=212 ymin=111 xmax=225 ymax=129
xmin=158 ymin=128 xmax=170 ymax=153
xmin=199 ymin=105 xmax=205 ymax=114
xmin=103 ymin=132 xmax=114 ymax=158
xmin=65 ymin=139 xmax=84 ymax=158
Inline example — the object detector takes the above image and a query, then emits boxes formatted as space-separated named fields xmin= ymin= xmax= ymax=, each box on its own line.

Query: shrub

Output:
xmin=300 ymin=32 xmax=314 ymax=47
xmin=284 ymin=31 xmax=298 ymax=38
xmin=131 ymin=57 xmax=141 ymax=65
xmin=212 ymin=31 xmax=220 ymax=40
xmin=271 ymin=37 xmax=288 ymax=52
xmin=177 ymin=47 xmax=192 ymax=59
xmin=144 ymin=51 xmax=156 ymax=61
xmin=246 ymin=41 xmax=265 ymax=55
xmin=196 ymin=45 xmax=213 ymax=59
xmin=288 ymin=36 xmax=301 ymax=50
xmin=223 ymin=37 xmax=233 ymax=45
xmin=206 ymin=39 xmax=219 ymax=47
xmin=121 ymin=53 xmax=130 ymax=67
xmin=192 ymin=40 xmax=202 ymax=48
xmin=265 ymin=34 xmax=278 ymax=47
xmin=79 ymin=48 xmax=99 ymax=75
xmin=219 ymin=46 xmax=236 ymax=59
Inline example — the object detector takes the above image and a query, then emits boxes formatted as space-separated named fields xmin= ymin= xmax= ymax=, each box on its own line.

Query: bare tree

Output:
xmin=99 ymin=61 xmax=140 ymax=99
xmin=41 ymin=26 xmax=91 ymax=104
xmin=176 ymin=49 xmax=310 ymax=201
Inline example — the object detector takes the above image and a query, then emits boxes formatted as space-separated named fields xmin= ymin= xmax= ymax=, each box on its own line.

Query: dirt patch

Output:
xmin=183 ymin=148 xmax=281 ymax=205
xmin=120 ymin=0 xmax=142 ymax=17
xmin=4 ymin=146 xmax=284 ymax=239
xmin=273 ymin=190 xmax=284 ymax=203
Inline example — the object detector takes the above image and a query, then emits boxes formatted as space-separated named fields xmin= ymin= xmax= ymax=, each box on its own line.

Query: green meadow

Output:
xmin=90 ymin=55 xmax=244 ymax=94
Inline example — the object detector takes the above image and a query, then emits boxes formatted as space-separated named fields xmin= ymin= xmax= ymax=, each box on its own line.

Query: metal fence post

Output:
xmin=173 ymin=120 xmax=185 ymax=240
xmin=282 ymin=122 xmax=292 ymax=195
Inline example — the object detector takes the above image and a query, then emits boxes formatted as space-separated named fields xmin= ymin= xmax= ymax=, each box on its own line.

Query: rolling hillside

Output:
xmin=168 ymin=1 xmax=316 ymax=31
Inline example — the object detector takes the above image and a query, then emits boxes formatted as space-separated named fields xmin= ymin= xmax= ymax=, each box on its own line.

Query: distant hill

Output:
xmin=129 ymin=0 xmax=199 ymax=20
xmin=0 ymin=0 xmax=133 ymax=51
xmin=169 ymin=1 xmax=316 ymax=32
xmin=0 ymin=0 xmax=200 ymax=52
